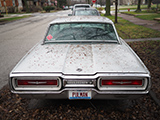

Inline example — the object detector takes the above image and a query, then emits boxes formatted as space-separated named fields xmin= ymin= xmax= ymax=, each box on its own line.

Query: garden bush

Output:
xmin=43 ymin=6 xmax=55 ymax=12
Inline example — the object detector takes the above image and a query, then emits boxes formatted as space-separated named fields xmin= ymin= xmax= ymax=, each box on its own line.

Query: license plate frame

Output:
xmin=69 ymin=90 xmax=92 ymax=100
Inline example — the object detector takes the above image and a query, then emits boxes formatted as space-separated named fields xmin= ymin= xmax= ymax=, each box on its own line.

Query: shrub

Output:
xmin=97 ymin=7 xmax=104 ymax=14
xmin=22 ymin=6 xmax=43 ymax=13
xmin=32 ymin=6 xmax=43 ymax=12
xmin=7 ymin=6 xmax=15 ymax=13
xmin=43 ymin=6 xmax=55 ymax=12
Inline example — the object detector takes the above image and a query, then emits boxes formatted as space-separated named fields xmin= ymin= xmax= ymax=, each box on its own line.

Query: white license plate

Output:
xmin=69 ymin=91 xmax=91 ymax=99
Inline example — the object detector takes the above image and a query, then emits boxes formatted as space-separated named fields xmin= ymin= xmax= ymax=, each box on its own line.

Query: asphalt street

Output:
xmin=0 ymin=10 xmax=71 ymax=89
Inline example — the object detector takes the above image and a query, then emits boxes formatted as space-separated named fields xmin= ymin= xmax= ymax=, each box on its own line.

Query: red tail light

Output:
xmin=17 ymin=80 xmax=58 ymax=85
xmin=101 ymin=80 xmax=142 ymax=86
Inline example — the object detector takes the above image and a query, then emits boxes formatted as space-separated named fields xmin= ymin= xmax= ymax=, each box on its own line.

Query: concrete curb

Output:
xmin=149 ymin=90 xmax=160 ymax=106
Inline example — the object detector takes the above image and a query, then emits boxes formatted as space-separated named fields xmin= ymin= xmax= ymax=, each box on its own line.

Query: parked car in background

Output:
xmin=9 ymin=16 xmax=151 ymax=100
xmin=72 ymin=4 xmax=91 ymax=11
xmin=69 ymin=8 xmax=100 ymax=16
xmin=69 ymin=6 xmax=73 ymax=9
xmin=63 ymin=6 xmax=69 ymax=10
xmin=93 ymin=4 xmax=101 ymax=8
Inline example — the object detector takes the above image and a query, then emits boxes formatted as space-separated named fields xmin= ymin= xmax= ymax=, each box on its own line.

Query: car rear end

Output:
xmin=9 ymin=16 xmax=151 ymax=100
xmin=9 ymin=72 xmax=151 ymax=99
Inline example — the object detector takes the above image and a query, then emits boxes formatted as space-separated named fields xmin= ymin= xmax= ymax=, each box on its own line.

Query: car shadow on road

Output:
xmin=28 ymin=98 xmax=135 ymax=112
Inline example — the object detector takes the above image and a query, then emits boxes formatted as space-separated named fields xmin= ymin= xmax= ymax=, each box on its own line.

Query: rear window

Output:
xmin=75 ymin=6 xmax=90 ymax=9
xmin=45 ymin=22 xmax=118 ymax=43
xmin=75 ymin=10 xmax=99 ymax=16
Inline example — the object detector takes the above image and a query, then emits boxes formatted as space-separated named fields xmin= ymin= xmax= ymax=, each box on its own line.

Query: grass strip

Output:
xmin=102 ymin=14 xmax=160 ymax=39
xmin=113 ymin=4 xmax=160 ymax=10
xmin=136 ymin=14 xmax=160 ymax=20
xmin=121 ymin=11 xmax=158 ymax=15
xmin=0 ymin=15 xmax=31 ymax=22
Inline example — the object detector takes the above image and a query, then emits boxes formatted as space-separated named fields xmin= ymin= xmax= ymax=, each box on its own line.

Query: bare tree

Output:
xmin=136 ymin=0 xmax=141 ymax=12
xmin=147 ymin=0 xmax=152 ymax=9
xmin=105 ymin=0 xmax=111 ymax=16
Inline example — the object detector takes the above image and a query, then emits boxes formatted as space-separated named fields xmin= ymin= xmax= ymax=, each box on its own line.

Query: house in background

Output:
xmin=68 ymin=0 xmax=147 ymax=6
xmin=0 ymin=0 xmax=151 ymax=13
xmin=0 ymin=0 xmax=23 ymax=12
xmin=0 ymin=0 xmax=56 ymax=13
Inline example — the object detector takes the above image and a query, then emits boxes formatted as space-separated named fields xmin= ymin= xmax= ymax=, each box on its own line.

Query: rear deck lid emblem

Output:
xmin=76 ymin=68 xmax=82 ymax=72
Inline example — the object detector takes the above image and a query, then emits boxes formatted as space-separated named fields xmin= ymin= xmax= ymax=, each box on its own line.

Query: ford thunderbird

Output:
xmin=9 ymin=16 xmax=151 ymax=99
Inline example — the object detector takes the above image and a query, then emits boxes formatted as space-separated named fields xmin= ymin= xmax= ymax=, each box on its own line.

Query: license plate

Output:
xmin=69 ymin=91 xmax=91 ymax=100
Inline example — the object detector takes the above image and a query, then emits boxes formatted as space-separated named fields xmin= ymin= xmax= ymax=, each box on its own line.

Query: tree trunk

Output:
xmin=23 ymin=0 xmax=29 ymax=12
xmin=99 ymin=0 xmax=102 ymax=6
xmin=105 ymin=0 xmax=111 ymax=16
xmin=87 ymin=0 xmax=90 ymax=4
xmin=115 ymin=0 xmax=118 ymax=23
xmin=136 ymin=0 xmax=141 ymax=12
xmin=147 ymin=0 xmax=152 ymax=9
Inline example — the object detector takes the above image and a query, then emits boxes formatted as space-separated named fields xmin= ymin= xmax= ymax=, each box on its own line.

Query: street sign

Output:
xmin=92 ymin=0 xmax=96 ymax=4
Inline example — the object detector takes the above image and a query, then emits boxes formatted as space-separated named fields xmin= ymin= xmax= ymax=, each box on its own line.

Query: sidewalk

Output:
xmin=118 ymin=13 xmax=160 ymax=31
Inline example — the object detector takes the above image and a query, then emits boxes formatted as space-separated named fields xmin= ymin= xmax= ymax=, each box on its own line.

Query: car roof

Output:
xmin=74 ymin=4 xmax=91 ymax=7
xmin=74 ymin=8 xmax=98 ymax=11
xmin=50 ymin=16 xmax=113 ymax=24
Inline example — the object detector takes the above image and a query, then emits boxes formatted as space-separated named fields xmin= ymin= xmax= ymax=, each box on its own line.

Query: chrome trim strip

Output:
xmin=112 ymin=81 xmax=132 ymax=84
xmin=10 ymin=72 xmax=150 ymax=79
xmin=63 ymin=79 xmax=96 ymax=88
xmin=28 ymin=82 xmax=47 ymax=85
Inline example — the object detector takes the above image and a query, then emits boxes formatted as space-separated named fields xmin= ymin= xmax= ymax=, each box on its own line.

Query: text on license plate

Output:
xmin=69 ymin=91 xmax=91 ymax=99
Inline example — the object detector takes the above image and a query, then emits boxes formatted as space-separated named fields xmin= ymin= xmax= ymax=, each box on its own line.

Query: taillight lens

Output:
xmin=17 ymin=80 xmax=58 ymax=85
xmin=101 ymin=80 xmax=142 ymax=86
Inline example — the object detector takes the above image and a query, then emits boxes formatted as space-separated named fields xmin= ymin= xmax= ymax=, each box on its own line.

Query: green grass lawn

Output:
xmin=136 ymin=14 xmax=160 ymax=20
xmin=113 ymin=4 xmax=160 ymax=10
xmin=0 ymin=15 xmax=31 ymax=22
xmin=102 ymin=15 xmax=160 ymax=39
xmin=122 ymin=10 xmax=159 ymax=15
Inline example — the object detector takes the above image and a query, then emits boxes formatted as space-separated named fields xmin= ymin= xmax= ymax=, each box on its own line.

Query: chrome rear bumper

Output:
xmin=11 ymin=88 xmax=149 ymax=99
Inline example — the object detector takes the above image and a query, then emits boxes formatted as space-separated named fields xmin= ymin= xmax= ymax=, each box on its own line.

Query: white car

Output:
xmin=72 ymin=4 xmax=91 ymax=11
xmin=93 ymin=4 xmax=101 ymax=8
xmin=69 ymin=8 xmax=100 ymax=16
xmin=9 ymin=16 xmax=151 ymax=100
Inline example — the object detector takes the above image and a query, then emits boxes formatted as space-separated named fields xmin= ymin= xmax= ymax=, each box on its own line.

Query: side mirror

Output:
xmin=71 ymin=8 xmax=73 ymax=11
